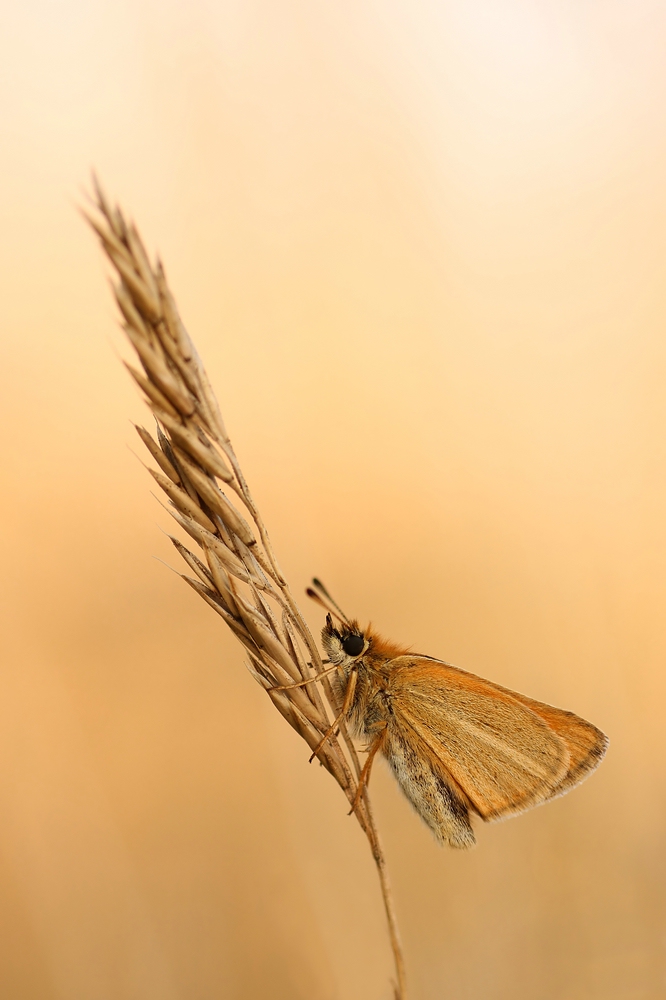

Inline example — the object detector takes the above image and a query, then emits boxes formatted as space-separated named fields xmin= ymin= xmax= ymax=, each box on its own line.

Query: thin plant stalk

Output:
xmin=85 ymin=179 xmax=407 ymax=1000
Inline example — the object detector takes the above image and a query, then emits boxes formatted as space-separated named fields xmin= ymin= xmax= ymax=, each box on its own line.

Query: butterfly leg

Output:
xmin=308 ymin=667 xmax=358 ymax=763
xmin=348 ymin=725 xmax=388 ymax=816
xmin=268 ymin=662 xmax=337 ymax=692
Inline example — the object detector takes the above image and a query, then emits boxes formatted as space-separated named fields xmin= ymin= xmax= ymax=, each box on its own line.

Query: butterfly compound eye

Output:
xmin=341 ymin=634 xmax=365 ymax=657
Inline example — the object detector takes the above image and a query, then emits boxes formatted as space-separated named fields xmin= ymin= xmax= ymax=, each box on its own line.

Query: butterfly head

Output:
xmin=322 ymin=614 xmax=369 ymax=666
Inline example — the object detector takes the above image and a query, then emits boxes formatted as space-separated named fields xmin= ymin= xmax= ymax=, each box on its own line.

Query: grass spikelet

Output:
xmin=86 ymin=179 xmax=407 ymax=999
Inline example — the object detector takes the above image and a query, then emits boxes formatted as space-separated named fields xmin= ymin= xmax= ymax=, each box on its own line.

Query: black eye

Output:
xmin=341 ymin=634 xmax=365 ymax=657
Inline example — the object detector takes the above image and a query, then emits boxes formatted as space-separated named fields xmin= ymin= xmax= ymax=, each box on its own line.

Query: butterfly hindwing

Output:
xmin=383 ymin=720 xmax=476 ymax=848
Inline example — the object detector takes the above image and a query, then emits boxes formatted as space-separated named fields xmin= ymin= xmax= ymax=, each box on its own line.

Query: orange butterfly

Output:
xmin=306 ymin=579 xmax=608 ymax=848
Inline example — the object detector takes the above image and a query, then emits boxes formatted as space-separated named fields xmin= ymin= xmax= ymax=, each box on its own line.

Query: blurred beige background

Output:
xmin=1 ymin=2 xmax=665 ymax=998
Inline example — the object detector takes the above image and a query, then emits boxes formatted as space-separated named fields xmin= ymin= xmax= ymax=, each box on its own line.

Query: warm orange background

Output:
xmin=1 ymin=3 xmax=665 ymax=998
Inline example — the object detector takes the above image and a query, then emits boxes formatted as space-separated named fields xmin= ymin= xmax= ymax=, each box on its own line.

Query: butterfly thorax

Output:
xmin=346 ymin=658 xmax=392 ymax=739
xmin=322 ymin=621 xmax=410 ymax=740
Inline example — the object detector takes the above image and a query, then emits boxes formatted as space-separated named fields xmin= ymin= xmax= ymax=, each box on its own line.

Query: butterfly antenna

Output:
xmin=309 ymin=578 xmax=352 ymax=625
xmin=306 ymin=587 xmax=348 ymax=626
xmin=306 ymin=587 xmax=336 ymax=614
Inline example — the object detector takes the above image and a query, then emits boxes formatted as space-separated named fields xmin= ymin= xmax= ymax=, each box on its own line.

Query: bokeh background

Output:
xmin=1 ymin=2 xmax=665 ymax=998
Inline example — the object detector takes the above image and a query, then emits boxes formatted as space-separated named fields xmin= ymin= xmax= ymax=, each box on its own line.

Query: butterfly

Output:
xmin=306 ymin=579 xmax=608 ymax=848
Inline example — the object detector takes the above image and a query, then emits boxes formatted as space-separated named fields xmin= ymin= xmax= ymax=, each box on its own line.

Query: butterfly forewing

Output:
xmin=483 ymin=685 xmax=609 ymax=798
xmin=387 ymin=657 xmax=571 ymax=821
